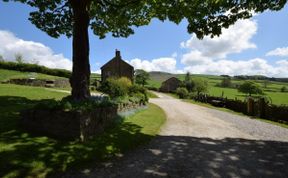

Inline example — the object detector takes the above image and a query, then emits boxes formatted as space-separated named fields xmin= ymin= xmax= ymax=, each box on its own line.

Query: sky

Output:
xmin=0 ymin=2 xmax=288 ymax=77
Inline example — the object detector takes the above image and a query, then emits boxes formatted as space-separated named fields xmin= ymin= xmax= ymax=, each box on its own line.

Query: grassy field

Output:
xmin=0 ymin=84 xmax=166 ymax=177
xmin=0 ymin=69 xmax=65 ymax=82
xmin=147 ymin=72 xmax=288 ymax=105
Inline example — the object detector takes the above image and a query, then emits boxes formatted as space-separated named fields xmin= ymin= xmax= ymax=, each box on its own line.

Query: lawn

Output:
xmin=0 ymin=69 xmax=65 ymax=82
xmin=0 ymin=84 xmax=166 ymax=178
xmin=208 ymin=86 xmax=288 ymax=105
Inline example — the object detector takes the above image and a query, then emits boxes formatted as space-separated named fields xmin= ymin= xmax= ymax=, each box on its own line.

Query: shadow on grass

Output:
xmin=0 ymin=96 xmax=153 ymax=178
xmin=68 ymin=136 xmax=288 ymax=178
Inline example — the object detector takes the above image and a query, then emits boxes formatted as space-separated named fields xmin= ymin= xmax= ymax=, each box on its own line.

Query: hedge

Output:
xmin=0 ymin=61 xmax=71 ymax=78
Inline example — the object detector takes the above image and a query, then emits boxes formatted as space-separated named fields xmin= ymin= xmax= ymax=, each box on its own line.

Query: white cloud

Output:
xmin=181 ymin=50 xmax=212 ymax=65
xmin=178 ymin=18 xmax=288 ymax=77
xmin=129 ymin=57 xmax=177 ymax=73
xmin=266 ymin=47 xmax=288 ymax=57
xmin=181 ymin=19 xmax=257 ymax=59
xmin=0 ymin=30 xmax=72 ymax=70
xmin=183 ymin=58 xmax=288 ymax=77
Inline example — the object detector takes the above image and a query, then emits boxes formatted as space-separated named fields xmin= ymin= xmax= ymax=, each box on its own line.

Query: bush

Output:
xmin=176 ymin=87 xmax=189 ymax=99
xmin=128 ymin=84 xmax=148 ymax=103
xmin=281 ymin=86 xmax=287 ymax=92
xmin=100 ymin=78 xmax=149 ymax=105
xmin=187 ymin=92 xmax=197 ymax=99
xmin=194 ymin=78 xmax=208 ymax=96
xmin=100 ymin=77 xmax=132 ymax=98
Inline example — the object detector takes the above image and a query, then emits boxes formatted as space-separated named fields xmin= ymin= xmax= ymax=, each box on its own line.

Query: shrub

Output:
xmin=100 ymin=77 xmax=132 ymax=98
xmin=176 ymin=87 xmax=189 ymax=99
xmin=188 ymin=92 xmax=197 ymax=99
xmin=183 ymin=72 xmax=195 ymax=92
xmin=194 ymin=78 xmax=208 ymax=96
xmin=128 ymin=84 xmax=148 ymax=103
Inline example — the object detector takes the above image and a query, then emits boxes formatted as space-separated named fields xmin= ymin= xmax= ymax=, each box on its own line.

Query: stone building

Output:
xmin=101 ymin=50 xmax=134 ymax=82
xmin=160 ymin=77 xmax=182 ymax=92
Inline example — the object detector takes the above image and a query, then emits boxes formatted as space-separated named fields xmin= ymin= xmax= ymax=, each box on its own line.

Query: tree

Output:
xmin=281 ymin=86 xmax=287 ymax=92
xmin=263 ymin=80 xmax=270 ymax=88
xmin=194 ymin=79 xmax=208 ymax=96
xmin=4 ymin=0 xmax=286 ymax=101
xmin=238 ymin=81 xmax=263 ymax=96
xmin=220 ymin=77 xmax=232 ymax=88
xmin=135 ymin=69 xmax=150 ymax=87
xmin=183 ymin=72 xmax=195 ymax=92
xmin=0 ymin=54 xmax=4 ymax=61
xmin=15 ymin=53 xmax=24 ymax=64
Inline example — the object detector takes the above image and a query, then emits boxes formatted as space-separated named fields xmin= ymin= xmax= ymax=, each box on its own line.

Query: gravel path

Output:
xmin=61 ymin=92 xmax=288 ymax=178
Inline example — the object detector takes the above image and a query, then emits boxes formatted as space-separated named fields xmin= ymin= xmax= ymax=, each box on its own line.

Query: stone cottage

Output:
xmin=101 ymin=50 xmax=134 ymax=82
xmin=160 ymin=77 xmax=182 ymax=92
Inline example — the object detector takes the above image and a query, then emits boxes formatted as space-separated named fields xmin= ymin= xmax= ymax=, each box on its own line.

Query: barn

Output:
xmin=160 ymin=77 xmax=182 ymax=92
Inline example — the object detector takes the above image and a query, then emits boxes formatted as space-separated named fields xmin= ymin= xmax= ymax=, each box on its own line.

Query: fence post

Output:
xmin=258 ymin=98 xmax=266 ymax=118
xmin=247 ymin=97 xmax=254 ymax=116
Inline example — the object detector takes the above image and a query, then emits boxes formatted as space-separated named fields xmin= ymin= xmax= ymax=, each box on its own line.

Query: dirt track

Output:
xmin=62 ymin=92 xmax=288 ymax=178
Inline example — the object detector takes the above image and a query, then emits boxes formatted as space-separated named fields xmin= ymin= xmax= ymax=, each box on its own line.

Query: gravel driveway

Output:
xmin=62 ymin=92 xmax=288 ymax=178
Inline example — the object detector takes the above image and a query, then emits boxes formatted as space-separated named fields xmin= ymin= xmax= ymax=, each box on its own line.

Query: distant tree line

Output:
xmin=234 ymin=75 xmax=288 ymax=83
xmin=0 ymin=60 xmax=71 ymax=78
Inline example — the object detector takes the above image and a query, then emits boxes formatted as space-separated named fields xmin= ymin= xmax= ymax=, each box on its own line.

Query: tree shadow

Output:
xmin=69 ymin=136 xmax=288 ymax=178
xmin=0 ymin=96 xmax=152 ymax=177
xmin=1 ymin=96 xmax=287 ymax=178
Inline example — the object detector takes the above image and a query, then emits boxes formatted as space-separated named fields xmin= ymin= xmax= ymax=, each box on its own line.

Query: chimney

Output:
xmin=115 ymin=49 xmax=121 ymax=58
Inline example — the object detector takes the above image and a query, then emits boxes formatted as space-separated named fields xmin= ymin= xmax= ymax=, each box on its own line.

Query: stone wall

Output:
xmin=21 ymin=102 xmax=146 ymax=141
xmin=21 ymin=106 xmax=117 ymax=141
xmin=8 ymin=78 xmax=70 ymax=88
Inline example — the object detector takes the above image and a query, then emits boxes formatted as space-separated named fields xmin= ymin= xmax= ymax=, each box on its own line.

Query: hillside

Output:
xmin=147 ymin=71 xmax=288 ymax=105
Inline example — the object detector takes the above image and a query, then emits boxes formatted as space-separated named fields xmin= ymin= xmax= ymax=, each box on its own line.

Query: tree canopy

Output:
xmin=238 ymin=81 xmax=264 ymax=96
xmin=4 ymin=0 xmax=286 ymax=39
xmin=135 ymin=69 xmax=150 ymax=87
xmin=3 ymin=0 xmax=287 ymax=100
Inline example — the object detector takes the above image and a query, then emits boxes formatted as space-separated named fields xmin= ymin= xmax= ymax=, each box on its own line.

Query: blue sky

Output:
xmin=0 ymin=1 xmax=287 ymax=77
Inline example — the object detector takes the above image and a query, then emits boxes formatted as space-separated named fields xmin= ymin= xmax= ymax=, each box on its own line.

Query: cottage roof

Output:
xmin=101 ymin=50 xmax=133 ymax=70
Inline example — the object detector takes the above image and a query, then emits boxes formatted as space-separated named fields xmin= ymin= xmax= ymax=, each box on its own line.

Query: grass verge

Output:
xmin=0 ymin=84 xmax=166 ymax=178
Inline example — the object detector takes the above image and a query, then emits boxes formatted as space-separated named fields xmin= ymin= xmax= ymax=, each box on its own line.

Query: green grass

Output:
xmin=0 ymin=69 xmax=65 ymax=82
xmin=0 ymin=84 xmax=166 ymax=177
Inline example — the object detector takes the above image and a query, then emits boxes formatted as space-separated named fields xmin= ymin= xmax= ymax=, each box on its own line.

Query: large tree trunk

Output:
xmin=70 ymin=1 xmax=91 ymax=101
